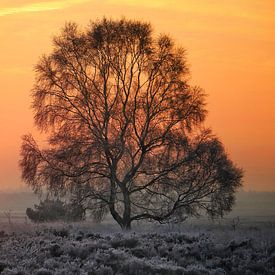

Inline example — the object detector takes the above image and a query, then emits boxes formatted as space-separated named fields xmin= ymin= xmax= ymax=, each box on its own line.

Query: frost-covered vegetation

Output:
xmin=0 ymin=221 xmax=275 ymax=274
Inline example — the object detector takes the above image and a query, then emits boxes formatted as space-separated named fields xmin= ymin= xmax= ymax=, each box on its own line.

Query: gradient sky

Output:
xmin=0 ymin=0 xmax=274 ymax=191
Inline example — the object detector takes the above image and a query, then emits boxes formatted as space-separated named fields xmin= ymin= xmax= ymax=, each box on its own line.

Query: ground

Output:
xmin=0 ymin=220 xmax=275 ymax=275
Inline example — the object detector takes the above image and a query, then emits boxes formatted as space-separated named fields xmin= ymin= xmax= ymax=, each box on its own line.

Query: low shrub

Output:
xmin=26 ymin=198 xmax=85 ymax=223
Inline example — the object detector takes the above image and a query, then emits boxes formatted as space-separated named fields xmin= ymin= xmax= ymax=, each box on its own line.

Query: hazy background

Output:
xmin=0 ymin=191 xmax=274 ymax=225
xmin=0 ymin=0 xmax=274 ymax=192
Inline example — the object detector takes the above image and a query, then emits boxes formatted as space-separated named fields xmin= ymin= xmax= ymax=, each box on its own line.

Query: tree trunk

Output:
xmin=108 ymin=178 xmax=132 ymax=231
xmin=121 ymin=219 xmax=131 ymax=231
xmin=109 ymin=180 xmax=123 ymax=227
xmin=121 ymin=187 xmax=132 ymax=231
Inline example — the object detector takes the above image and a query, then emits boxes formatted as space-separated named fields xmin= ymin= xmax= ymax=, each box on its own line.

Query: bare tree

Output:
xmin=3 ymin=210 xmax=12 ymax=225
xmin=20 ymin=18 xmax=243 ymax=230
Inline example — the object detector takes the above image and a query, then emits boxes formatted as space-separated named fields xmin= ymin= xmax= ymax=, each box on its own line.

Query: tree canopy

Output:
xmin=20 ymin=18 xmax=243 ymax=230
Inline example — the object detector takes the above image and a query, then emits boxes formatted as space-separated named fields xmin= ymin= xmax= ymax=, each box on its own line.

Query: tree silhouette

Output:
xmin=20 ymin=18 xmax=243 ymax=230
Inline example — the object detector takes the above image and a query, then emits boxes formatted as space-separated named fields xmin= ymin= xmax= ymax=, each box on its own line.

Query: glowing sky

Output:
xmin=0 ymin=0 xmax=274 ymax=191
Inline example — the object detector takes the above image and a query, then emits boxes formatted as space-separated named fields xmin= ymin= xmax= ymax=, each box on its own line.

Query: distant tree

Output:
xmin=20 ymin=18 xmax=243 ymax=230
xmin=26 ymin=198 xmax=66 ymax=222
xmin=26 ymin=198 xmax=85 ymax=222
xmin=3 ymin=210 xmax=12 ymax=225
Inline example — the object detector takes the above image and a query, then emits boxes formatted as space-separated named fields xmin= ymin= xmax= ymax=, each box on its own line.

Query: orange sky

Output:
xmin=0 ymin=0 xmax=274 ymax=191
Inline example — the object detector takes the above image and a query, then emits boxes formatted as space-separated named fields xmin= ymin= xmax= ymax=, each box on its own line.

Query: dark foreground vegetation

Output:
xmin=0 ymin=223 xmax=274 ymax=274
